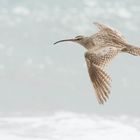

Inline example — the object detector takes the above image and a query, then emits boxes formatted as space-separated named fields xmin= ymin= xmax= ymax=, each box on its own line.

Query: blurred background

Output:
xmin=0 ymin=0 xmax=140 ymax=116
xmin=0 ymin=0 xmax=140 ymax=139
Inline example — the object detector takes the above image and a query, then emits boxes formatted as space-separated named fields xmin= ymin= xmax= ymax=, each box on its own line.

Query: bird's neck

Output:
xmin=80 ymin=38 xmax=95 ymax=50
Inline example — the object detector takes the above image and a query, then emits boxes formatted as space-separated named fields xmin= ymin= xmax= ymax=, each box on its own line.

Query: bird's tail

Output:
xmin=122 ymin=44 xmax=140 ymax=56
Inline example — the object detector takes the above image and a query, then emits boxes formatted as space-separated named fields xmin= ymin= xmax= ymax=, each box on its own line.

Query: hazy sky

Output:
xmin=0 ymin=0 xmax=140 ymax=116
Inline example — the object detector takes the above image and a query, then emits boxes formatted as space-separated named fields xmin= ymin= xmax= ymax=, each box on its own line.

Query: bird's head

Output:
xmin=54 ymin=35 xmax=86 ymax=45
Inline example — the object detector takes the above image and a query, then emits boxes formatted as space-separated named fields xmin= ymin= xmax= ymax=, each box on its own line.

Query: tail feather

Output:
xmin=122 ymin=45 xmax=140 ymax=56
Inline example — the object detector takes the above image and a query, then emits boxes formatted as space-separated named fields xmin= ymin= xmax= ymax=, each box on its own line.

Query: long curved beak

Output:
xmin=53 ymin=38 xmax=76 ymax=45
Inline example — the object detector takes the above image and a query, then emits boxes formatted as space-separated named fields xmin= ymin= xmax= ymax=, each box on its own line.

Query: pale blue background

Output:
xmin=0 ymin=0 xmax=139 ymax=116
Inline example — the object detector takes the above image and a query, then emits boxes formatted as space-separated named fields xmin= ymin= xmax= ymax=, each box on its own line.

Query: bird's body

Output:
xmin=54 ymin=22 xmax=140 ymax=104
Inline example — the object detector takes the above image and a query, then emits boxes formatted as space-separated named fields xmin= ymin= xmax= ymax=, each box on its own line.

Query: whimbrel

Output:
xmin=54 ymin=22 xmax=140 ymax=104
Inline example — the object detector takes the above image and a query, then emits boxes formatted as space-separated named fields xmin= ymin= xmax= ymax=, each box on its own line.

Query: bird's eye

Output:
xmin=75 ymin=35 xmax=83 ymax=41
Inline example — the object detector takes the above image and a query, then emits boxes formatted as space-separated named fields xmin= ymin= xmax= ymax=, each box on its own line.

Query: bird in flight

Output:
xmin=54 ymin=22 xmax=140 ymax=104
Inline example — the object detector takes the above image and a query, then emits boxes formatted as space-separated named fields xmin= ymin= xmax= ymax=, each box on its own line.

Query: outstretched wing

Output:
xmin=85 ymin=47 xmax=119 ymax=104
xmin=93 ymin=22 xmax=127 ymax=42
xmin=93 ymin=22 xmax=111 ymax=30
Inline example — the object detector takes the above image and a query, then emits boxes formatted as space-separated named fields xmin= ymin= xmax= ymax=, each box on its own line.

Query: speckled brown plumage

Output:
xmin=54 ymin=22 xmax=140 ymax=104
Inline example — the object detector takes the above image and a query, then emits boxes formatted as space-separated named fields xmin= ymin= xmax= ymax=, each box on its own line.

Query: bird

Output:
xmin=54 ymin=22 xmax=140 ymax=104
